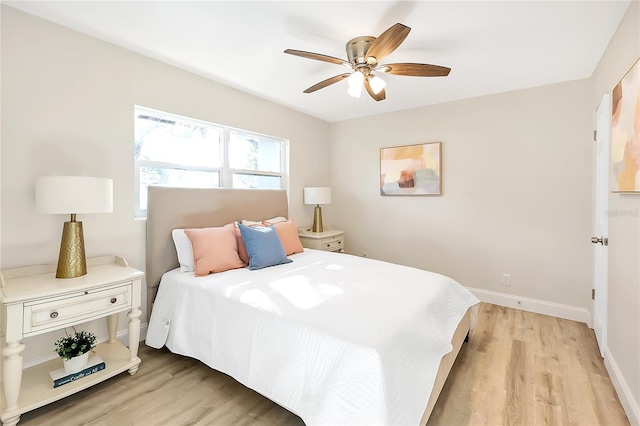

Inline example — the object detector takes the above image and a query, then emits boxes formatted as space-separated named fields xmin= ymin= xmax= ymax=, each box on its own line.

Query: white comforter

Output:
xmin=146 ymin=250 xmax=478 ymax=425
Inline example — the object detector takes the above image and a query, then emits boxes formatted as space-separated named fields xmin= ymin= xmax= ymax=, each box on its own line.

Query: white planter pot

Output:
xmin=63 ymin=352 xmax=89 ymax=375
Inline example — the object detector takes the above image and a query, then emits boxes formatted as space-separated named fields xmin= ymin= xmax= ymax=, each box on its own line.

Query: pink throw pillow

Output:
xmin=185 ymin=224 xmax=245 ymax=276
xmin=270 ymin=219 xmax=304 ymax=255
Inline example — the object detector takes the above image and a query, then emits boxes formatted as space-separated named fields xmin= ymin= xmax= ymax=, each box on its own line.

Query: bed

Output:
xmin=144 ymin=186 xmax=479 ymax=425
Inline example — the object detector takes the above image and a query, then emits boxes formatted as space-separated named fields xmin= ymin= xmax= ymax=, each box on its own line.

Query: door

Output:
xmin=592 ymin=93 xmax=610 ymax=357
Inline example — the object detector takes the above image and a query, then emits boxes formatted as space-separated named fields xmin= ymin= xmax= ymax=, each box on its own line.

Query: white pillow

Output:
xmin=171 ymin=229 xmax=194 ymax=272
xmin=262 ymin=216 xmax=287 ymax=225
xmin=241 ymin=216 xmax=287 ymax=226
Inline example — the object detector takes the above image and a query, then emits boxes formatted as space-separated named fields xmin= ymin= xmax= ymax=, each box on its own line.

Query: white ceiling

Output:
xmin=6 ymin=1 xmax=631 ymax=122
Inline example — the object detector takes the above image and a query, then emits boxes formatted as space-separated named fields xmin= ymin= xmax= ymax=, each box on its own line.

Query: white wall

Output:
xmin=329 ymin=79 xmax=593 ymax=313
xmin=0 ymin=6 xmax=331 ymax=364
xmin=591 ymin=1 xmax=640 ymax=424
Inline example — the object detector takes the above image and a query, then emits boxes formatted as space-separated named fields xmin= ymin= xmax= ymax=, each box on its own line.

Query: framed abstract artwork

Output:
xmin=380 ymin=142 xmax=442 ymax=196
xmin=611 ymin=57 xmax=640 ymax=193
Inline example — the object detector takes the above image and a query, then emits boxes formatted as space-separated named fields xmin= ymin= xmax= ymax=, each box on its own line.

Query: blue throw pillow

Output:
xmin=237 ymin=223 xmax=293 ymax=270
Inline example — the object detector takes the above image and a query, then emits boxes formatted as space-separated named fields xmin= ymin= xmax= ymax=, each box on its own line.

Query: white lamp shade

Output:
xmin=369 ymin=75 xmax=386 ymax=94
xmin=36 ymin=176 xmax=113 ymax=214
xmin=347 ymin=71 xmax=364 ymax=98
xmin=304 ymin=187 xmax=331 ymax=205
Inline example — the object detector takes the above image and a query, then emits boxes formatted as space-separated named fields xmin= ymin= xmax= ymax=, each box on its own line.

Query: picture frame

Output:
xmin=611 ymin=56 xmax=640 ymax=193
xmin=380 ymin=142 xmax=442 ymax=196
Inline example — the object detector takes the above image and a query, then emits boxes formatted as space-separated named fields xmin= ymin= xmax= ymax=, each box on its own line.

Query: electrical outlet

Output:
xmin=502 ymin=273 xmax=511 ymax=286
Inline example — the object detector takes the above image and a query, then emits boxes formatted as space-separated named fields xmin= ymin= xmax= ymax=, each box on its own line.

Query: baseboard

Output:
xmin=604 ymin=346 xmax=640 ymax=426
xmin=22 ymin=322 xmax=149 ymax=370
xmin=467 ymin=287 xmax=591 ymax=325
xmin=116 ymin=321 xmax=148 ymax=347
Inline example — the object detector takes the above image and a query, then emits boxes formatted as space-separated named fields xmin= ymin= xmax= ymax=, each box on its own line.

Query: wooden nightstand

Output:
xmin=298 ymin=227 xmax=345 ymax=252
xmin=0 ymin=256 xmax=144 ymax=426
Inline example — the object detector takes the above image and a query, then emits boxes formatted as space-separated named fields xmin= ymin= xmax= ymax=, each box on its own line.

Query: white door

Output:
xmin=592 ymin=93 xmax=610 ymax=357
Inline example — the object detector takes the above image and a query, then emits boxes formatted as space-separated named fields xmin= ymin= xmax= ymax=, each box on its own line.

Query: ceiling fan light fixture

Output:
xmin=347 ymin=83 xmax=363 ymax=98
xmin=347 ymin=71 xmax=364 ymax=98
xmin=369 ymin=75 xmax=386 ymax=95
xmin=285 ymin=23 xmax=451 ymax=102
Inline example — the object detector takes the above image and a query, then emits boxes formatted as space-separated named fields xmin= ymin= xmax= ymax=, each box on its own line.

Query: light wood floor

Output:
xmin=19 ymin=303 xmax=629 ymax=426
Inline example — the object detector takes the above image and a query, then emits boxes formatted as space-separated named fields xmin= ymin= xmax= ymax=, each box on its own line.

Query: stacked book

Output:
xmin=49 ymin=356 xmax=106 ymax=388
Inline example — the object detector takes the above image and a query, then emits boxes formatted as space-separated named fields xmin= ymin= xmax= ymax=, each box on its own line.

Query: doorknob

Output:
xmin=591 ymin=236 xmax=608 ymax=246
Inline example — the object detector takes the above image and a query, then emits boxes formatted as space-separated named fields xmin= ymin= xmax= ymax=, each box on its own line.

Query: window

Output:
xmin=134 ymin=106 xmax=287 ymax=217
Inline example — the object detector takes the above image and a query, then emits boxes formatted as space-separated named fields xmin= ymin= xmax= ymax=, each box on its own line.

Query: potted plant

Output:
xmin=54 ymin=329 xmax=97 ymax=374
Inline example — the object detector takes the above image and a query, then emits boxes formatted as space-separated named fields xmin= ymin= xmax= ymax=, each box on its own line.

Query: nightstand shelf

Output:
xmin=298 ymin=227 xmax=345 ymax=252
xmin=9 ymin=342 xmax=137 ymax=416
xmin=0 ymin=256 xmax=144 ymax=426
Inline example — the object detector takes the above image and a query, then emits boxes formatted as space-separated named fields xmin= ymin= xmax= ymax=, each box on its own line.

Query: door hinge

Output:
xmin=594 ymin=130 xmax=597 ymax=141
xmin=592 ymin=289 xmax=595 ymax=300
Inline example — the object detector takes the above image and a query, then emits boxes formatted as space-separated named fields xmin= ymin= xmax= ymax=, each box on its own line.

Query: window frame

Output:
xmin=134 ymin=106 xmax=288 ymax=218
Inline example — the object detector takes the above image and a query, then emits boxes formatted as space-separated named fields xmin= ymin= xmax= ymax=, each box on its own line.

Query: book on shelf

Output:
xmin=49 ymin=355 xmax=106 ymax=388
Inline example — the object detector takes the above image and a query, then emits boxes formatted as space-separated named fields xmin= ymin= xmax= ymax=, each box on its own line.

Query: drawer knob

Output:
xmin=50 ymin=311 xmax=59 ymax=319
xmin=110 ymin=297 xmax=117 ymax=304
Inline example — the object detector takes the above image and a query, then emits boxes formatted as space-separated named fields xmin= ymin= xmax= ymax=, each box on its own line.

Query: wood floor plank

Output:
xmin=533 ymin=371 xmax=570 ymax=426
xmin=505 ymin=339 xmax=528 ymax=426
xmin=475 ymin=305 xmax=511 ymax=425
xmin=589 ymin=372 xmax=632 ymax=426
xmin=19 ymin=303 xmax=629 ymax=426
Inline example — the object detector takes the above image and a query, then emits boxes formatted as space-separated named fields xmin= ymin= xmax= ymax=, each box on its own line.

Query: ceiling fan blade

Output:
xmin=366 ymin=23 xmax=411 ymax=61
xmin=284 ymin=49 xmax=350 ymax=67
xmin=364 ymin=79 xmax=386 ymax=102
xmin=303 ymin=73 xmax=351 ymax=93
xmin=381 ymin=63 xmax=451 ymax=77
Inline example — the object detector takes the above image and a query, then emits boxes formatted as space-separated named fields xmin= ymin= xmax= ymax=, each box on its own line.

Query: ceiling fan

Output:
xmin=284 ymin=23 xmax=451 ymax=102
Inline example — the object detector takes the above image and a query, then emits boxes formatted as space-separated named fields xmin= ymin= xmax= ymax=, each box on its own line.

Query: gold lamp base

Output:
xmin=311 ymin=205 xmax=324 ymax=233
xmin=56 ymin=215 xmax=87 ymax=278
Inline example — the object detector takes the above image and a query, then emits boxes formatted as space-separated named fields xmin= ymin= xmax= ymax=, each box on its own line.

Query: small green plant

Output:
xmin=54 ymin=330 xmax=97 ymax=360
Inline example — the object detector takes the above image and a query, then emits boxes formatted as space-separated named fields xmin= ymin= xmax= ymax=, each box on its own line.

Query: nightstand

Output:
xmin=0 ymin=255 xmax=144 ymax=426
xmin=298 ymin=227 xmax=345 ymax=252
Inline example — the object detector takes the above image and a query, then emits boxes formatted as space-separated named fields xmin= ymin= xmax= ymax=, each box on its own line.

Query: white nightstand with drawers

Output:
xmin=0 ymin=255 xmax=144 ymax=426
xmin=298 ymin=227 xmax=345 ymax=253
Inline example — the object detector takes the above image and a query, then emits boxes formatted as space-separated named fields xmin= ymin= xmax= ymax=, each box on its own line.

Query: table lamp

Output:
xmin=36 ymin=176 xmax=113 ymax=278
xmin=303 ymin=187 xmax=331 ymax=233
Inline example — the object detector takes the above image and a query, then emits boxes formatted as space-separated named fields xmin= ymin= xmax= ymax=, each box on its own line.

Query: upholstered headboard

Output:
xmin=145 ymin=186 xmax=289 ymax=318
